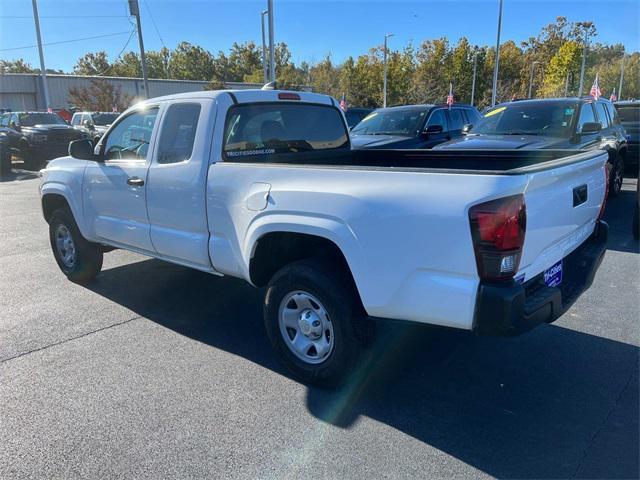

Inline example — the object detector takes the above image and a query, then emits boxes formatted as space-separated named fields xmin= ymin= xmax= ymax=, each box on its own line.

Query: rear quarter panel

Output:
xmin=207 ymin=162 xmax=529 ymax=330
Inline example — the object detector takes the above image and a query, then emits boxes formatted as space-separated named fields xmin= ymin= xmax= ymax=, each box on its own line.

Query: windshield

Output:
xmin=472 ymin=102 xmax=578 ymax=137
xmin=19 ymin=113 xmax=67 ymax=126
xmin=351 ymin=108 xmax=428 ymax=136
xmin=92 ymin=113 xmax=119 ymax=126
xmin=616 ymin=105 xmax=639 ymax=124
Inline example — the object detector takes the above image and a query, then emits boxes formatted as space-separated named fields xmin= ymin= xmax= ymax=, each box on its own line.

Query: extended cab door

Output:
xmin=145 ymin=99 xmax=215 ymax=270
xmin=83 ymin=106 xmax=160 ymax=252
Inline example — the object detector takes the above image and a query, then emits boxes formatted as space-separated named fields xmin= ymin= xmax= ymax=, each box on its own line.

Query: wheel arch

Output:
xmin=40 ymin=183 xmax=89 ymax=237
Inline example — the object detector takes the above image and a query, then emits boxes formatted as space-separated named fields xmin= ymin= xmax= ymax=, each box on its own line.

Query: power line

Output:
xmin=1 ymin=15 xmax=130 ymax=18
xmin=142 ymin=0 xmax=166 ymax=49
xmin=93 ymin=29 xmax=138 ymax=76
xmin=0 ymin=31 xmax=134 ymax=52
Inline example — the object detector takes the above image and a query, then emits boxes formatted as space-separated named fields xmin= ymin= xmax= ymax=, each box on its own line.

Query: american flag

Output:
xmin=446 ymin=83 xmax=454 ymax=109
xmin=589 ymin=73 xmax=601 ymax=100
xmin=339 ymin=93 xmax=348 ymax=112
xmin=609 ymin=87 xmax=617 ymax=102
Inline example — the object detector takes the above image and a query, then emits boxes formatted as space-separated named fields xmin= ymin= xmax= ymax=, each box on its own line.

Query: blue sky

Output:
xmin=1 ymin=0 xmax=639 ymax=72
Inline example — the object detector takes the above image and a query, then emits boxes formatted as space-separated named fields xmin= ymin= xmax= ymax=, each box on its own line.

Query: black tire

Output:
xmin=49 ymin=207 xmax=103 ymax=283
xmin=20 ymin=143 xmax=38 ymax=170
xmin=264 ymin=258 xmax=366 ymax=388
xmin=633 ymin=205 xmax=639 ymax=241
xmin=609 ymin=155 xmax=625 ymax=197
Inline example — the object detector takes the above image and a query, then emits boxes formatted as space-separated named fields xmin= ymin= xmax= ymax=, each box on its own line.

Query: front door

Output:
xmin=420 ymin=108 xmax=451 ymax=148
xmin=83 ymin=106 xmax=160 ymax=252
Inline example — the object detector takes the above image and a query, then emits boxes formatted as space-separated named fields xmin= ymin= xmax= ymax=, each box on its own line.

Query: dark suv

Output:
xmin=350 ymin=104 xmax=481 ymax=149
xmin=0 ymin=111 xmax=84 ymax=170
xmin=614 ymin=101 xmax=639 ymax=168
xmin=436 ymin=97 xmax=628 ymax=196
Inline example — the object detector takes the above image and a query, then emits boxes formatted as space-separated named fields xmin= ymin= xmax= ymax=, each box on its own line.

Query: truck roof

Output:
xmin=134 ymin=89 xmax=336 ymax=107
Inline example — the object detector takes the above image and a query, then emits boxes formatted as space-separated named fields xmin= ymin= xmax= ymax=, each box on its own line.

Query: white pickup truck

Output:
xmin=40 ymin=89 xmax=609 ymax=386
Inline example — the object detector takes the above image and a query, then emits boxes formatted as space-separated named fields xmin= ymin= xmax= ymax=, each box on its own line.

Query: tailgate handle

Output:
xmin=573 ymin=184 xmax=588 ymax=207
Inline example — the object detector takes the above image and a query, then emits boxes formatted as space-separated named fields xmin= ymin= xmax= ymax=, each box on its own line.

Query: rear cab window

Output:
xmin=223 ymin=102 xmax=349 ymax=161
xmin=157 ymin=103 xmax=201 ymax=164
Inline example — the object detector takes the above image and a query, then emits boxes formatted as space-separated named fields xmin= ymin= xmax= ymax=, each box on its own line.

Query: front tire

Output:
xmin=49 ymin=207 xmax=103 ymax=283
xmin=264 ymin=259 xmax=365 ymax=388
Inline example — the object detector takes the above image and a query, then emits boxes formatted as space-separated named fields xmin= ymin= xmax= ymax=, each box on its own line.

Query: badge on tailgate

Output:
xmin=544 ymin=260 xmax=563 ymax=287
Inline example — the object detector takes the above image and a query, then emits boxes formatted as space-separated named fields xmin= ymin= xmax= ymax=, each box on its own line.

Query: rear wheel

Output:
xmin=263 ymin=259 xmax=366 ymax=387
xmin=609 ymin=155 xmax=625 ymax=197
xmin=49 ymin=207 xmax=103 ymax=283
xmin=19 ymin=143 xmax=36 ymax=170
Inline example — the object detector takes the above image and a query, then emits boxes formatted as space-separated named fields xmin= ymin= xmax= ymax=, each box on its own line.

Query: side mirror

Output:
xmin=69 ymin=139 xmax=100 ymax=161
xmin=462 ymin=124 xmax=473 ymax=134
xmin=424 ymin=124 xmax=443 ymax=134
xmin=579 ymin=122 xmax=602 ymax=134
xmin=83 ymin=119 xmax=95 ymax=130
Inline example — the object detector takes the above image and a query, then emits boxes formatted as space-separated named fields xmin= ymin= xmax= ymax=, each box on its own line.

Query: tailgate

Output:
xmin=517 ymin=151 xmax=608 ymax=282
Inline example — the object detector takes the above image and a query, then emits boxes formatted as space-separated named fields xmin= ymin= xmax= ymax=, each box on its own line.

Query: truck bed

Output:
xmin=238 ymin=148 xmax=602 ymax=174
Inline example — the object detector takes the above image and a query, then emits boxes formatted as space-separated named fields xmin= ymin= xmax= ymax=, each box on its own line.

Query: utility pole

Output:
xmin=618 ymin=55 xmax=625 ymax=101
xmin=261 ymin=10 xmax=269 ymax=83
xmin=267 ymin=0 xmax=275 ymax=83
xmin=470 ymin=50 xmax=478 ymax=106
xmin=383 ymin=33 xmax=394 ymax=108
xmin=129 ymin=0 xmax=149 ymax=98
xmin=564 ymin=72 xmax=570 ymax=97
xmin=31 ymin=0 xmax=51 ymax=110
xmin=577 ymin=22 xmax=592 ymax=97
xmin=528 ymin=61 xmax=539 ymax=99
xmin=491 ymin=0 xmax=503 ymax=107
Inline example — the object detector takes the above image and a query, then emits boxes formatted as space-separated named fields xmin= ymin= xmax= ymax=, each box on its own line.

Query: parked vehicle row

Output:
xmin=41 ymin=88 xmax=609 ymax=387
xmin=0 ymin=110 xmax=120 ymax=170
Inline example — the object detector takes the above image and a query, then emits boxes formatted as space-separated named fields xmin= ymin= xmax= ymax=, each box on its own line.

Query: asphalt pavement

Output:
xmin=1 ymin=170 xmax=638 ymax=479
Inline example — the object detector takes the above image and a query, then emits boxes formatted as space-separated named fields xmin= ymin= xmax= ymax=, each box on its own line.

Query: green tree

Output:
xmin=168 ymin=42 xmax=215 ymax=81
xmin=0 ymin=58 xmax=36 ymax=73
xmin=73 ymin=51 xmax=111 ymax=76
xmin=540 ymin=41 xmax=582 ymax=97
xmin=68 ymin=79 xmax=133 ymax=110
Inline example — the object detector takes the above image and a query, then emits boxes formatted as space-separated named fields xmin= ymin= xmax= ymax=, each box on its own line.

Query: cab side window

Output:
xmin=606 ymin=103 xmax=620 ymax=125
xmin=71 ymin=114 xmax=81 ymax=126
xmin=103 ymin=108 xmax=159 ymax=161
xmin=0 ymin=114 xmax=9 ymax=127
xmin=595 ymin=102 xmax=610 ymax=129
xmin=156 ymin=103 xmax=201 ymax=164
xmin=426 ymin=109 xmax=448 ymax=131
xmin=576 ymin=104 xmax=596 ymax=133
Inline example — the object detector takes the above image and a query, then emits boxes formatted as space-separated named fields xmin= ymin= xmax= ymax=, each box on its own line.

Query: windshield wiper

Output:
xmin=501 ymin=131 xmax=541 ymax=136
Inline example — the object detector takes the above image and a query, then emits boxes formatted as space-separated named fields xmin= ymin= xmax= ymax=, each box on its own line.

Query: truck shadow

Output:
xmin=85 ymin=256 xmax=639 ymax=479
xmin=602 ymin=178 xmax=639 ymax=254
xmin=81 ymin=177 xmax=638 ymax=478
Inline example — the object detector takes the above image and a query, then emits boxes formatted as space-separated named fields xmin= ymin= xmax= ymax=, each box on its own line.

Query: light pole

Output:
xmin=128 ymin=0 xmax=149 ymax=98
xmin=383 ymin=33 xmax=394 ymax=108
xmin=564 ymin=72 xmax=570 ymax=97
xmin=618 ymin=55 xmax=625 ymax=101
xmin=491 ymin=0 xmax=503 ymax=107
xmin=470 ymin=50 xmax=478 ymax=106
xmin=577 ymin=22 xmax=592 ymax=97
xmin=31 ymin=0 xmax=50 ymax=110
xmin=261 ymin=10 xmax=268 ymax=83
xmin=527 ymin=61 xmax=539 ymax=98
xmin=267 ymin=0 xmax=275 ymax=83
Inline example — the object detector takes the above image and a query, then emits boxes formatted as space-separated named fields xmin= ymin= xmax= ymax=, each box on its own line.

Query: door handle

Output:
xmin=127 ymin=177 xmax=144 ymax=186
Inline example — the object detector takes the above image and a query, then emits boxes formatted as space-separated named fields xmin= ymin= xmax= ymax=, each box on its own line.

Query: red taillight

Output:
xmin=469 ymin=194 xmax=526 ymax=282
xmin=278 ymin=92 xmax=300 ymax=100
xmin=597 ymin=163 xmax=609 ymax=221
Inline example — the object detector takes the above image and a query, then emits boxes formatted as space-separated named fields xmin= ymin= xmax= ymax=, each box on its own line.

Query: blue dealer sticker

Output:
xmin=543 ymin=260 xmax=563 ymax=287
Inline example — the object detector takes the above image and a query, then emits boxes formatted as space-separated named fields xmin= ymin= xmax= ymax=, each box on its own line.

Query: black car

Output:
xmin=344 ymin=107 xmax=374 ymax=129
xmin=0 ymin=111 xmax=84 ymax=170
xmin=350 ymin=104 xmax=481 ymax=149
xmin=614 ymin=100 xmax=639 ymax=168
xmin=70 ymin=111 xmax=120 ymax=144
xmin=436 ymin=97 xmax=628 ymax=196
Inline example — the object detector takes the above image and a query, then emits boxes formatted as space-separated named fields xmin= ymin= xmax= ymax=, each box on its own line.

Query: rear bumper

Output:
xmin=473 ymin=221 xmax=608 ymax=336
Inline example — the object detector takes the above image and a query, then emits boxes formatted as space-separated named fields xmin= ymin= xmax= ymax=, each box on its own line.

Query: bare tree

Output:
xmin=68 ymin=79 xmax=133 ymax=111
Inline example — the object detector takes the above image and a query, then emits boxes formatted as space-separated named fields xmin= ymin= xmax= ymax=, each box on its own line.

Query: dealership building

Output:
xmin=0 ymin=73 xmax=290 ymax=111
